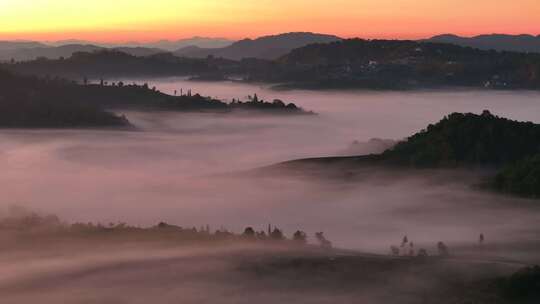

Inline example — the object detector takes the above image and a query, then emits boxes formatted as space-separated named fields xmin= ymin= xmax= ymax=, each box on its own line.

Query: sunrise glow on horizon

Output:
xmin=1 ymin=0 xmax=539 ymax=42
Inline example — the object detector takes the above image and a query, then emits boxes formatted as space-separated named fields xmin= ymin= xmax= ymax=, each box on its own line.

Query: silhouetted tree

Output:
xmin=270 ymin=227 xmax=285 ymax=240
xmin=243 ymin=227 xmax=256 ymax=238
xmin=293 ymin=230 xmax=307 ymax=244
xmin=417 ymin=248 xmax=428 ymax=258
xmin=256 ymin=230 xmax=267 ymax=239
xmin=315 ymin=232 xmax=332 ymax=249
xmin=437 ymin=241 xmax=450 ymax=257
xmin=390 ymin=245 xmax=400 ymax=256
xmin=272 ymin=99 xmax=285 ymax=106
xmin=401 ymin=235 xmax=408 ymax=246
xmin=409 ymin=242 xmax=415 ymax=256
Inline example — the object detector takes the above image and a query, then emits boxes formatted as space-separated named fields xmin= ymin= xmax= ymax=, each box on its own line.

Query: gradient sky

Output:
xmin=0 ymin=0 xmax=539 ymax=42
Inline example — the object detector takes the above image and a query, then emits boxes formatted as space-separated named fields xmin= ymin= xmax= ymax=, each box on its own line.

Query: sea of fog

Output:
xmin=2 ymin=78 xmax=540 ymax=253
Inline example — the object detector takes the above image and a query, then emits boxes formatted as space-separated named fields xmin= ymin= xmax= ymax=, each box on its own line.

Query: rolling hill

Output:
xmin=174 ymin=32 xmax=341 ymax=60
xmin=0 ymin=44 xmax=167 ymax=61
xmin=0 ymin=41 xmax=48 ymax=51
xmin=245 ymin=39 xmax=540 ymax=90
xmin=426 ymin=34 xmax=540 ymax=53
xmin=272 ymin=111 xmax=540 ymax=198
xmin=0 ymin=69 xmax=129 ymax=128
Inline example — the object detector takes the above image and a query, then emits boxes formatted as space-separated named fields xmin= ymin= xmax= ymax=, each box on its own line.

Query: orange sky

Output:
xmin=0 ymin=0 xmax=539 ymax=42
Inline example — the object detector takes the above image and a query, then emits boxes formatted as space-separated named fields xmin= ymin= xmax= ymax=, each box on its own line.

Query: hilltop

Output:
xmin=269 ymin=111 xmax=540 ymax=198
xmin=250 ymin=39 xmax=540 ymax=90
xmin=174 ymin=32 xmax=341 ymax=60
xmin=426 ymin=34 xmax=540 ymax=53
xmin=382 ymin=111 xmax=540 ymax=167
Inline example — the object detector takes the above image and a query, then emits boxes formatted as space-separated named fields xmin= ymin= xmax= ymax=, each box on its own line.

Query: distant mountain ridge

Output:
xmin=426 ymin=34 xmax=540 ymax=53
xmin=0 ymin=43 xmax=170 ymax=61
xmin=46 ymin=37 xmax=234 ymax=51
xmin=0 ymin=33 xmax=339 ymax=62
xmin=0 ymin=37 xmax=234 ymax=61
xmin=174 ymin=32 xmax=342 ymax=60
xmin=1 ymin=44 xmax=104 ymax=61
xmin=3 ymin=50 xmax=216 ymax=79
xmin=0 ymin=41 xmax=48 ymax=51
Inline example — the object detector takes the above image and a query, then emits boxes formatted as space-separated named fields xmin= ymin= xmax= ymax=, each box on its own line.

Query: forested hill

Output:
xmin=276 ymin=111 xmax=540 ymax=198
xmin=495 ymin=155 xmax=540 ymax=198
xmin=5 ymin=39 xmax=540 ymax=91
xmin=2 ymin=50 xmax=220 ymax=79
xmin=256 ymin=39 xmax=540 ymax=89
xmin=6 ymin=39 xmax=540 ymax=91
xmin=382 ymin=112 xmax=540 ymax=196
xmin=0 ymin=69 xmax=129 ymax=128
xmin=0 ymin=69 xmax=312 ymax=127
xmin=383 ymin=111 xmax=540 ymax=167
xmin=426 ymin=34 xmax=540 ymax=53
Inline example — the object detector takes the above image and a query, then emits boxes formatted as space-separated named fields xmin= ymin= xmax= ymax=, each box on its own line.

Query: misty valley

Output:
xmin=1 ymin=76 xmax=540 ymax=303
xmin=2 ymin=31 xmax=540 ymax=304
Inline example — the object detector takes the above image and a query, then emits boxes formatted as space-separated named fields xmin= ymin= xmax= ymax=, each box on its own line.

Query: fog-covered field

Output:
xmin=2 ymin=81 xmax=540 ymax=253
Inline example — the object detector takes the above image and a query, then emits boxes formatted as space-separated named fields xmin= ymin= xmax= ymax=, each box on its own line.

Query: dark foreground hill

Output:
xmin=270 ymin=111 xmax=540 ymax=198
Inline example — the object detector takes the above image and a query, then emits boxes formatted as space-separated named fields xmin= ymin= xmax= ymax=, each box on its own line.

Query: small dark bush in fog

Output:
xmin=243 ymin=227 xmax=256 ymax=238
xmin=437 ymin=241 xmax=449 ymax=257
xmin=315 ymin=232 xmax=332 ymax=249
xmin=270 ymin=228 xmax=285 ymax=240
xmin=417 ymin=248 xmax=428 ymax=258
xmin=293 ymin=230 xmax=307 ymax=244
xmin=390 ymin=245 xmax=400 ymax=256
xmin=256 ymin=230 xmax=267 ymax=239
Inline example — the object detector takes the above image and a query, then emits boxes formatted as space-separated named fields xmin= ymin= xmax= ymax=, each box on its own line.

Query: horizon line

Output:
xmin=2 ymin=31 xmax=540 ymax=45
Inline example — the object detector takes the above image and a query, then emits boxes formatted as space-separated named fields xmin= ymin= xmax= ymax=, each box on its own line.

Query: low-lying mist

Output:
xmin=0 ymin=239 xmax=521 ymax=304
xmin=2 ymin=84 xmax=540 ymax=254
xmin=2 ymin=84 xmax=540 ymax=302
